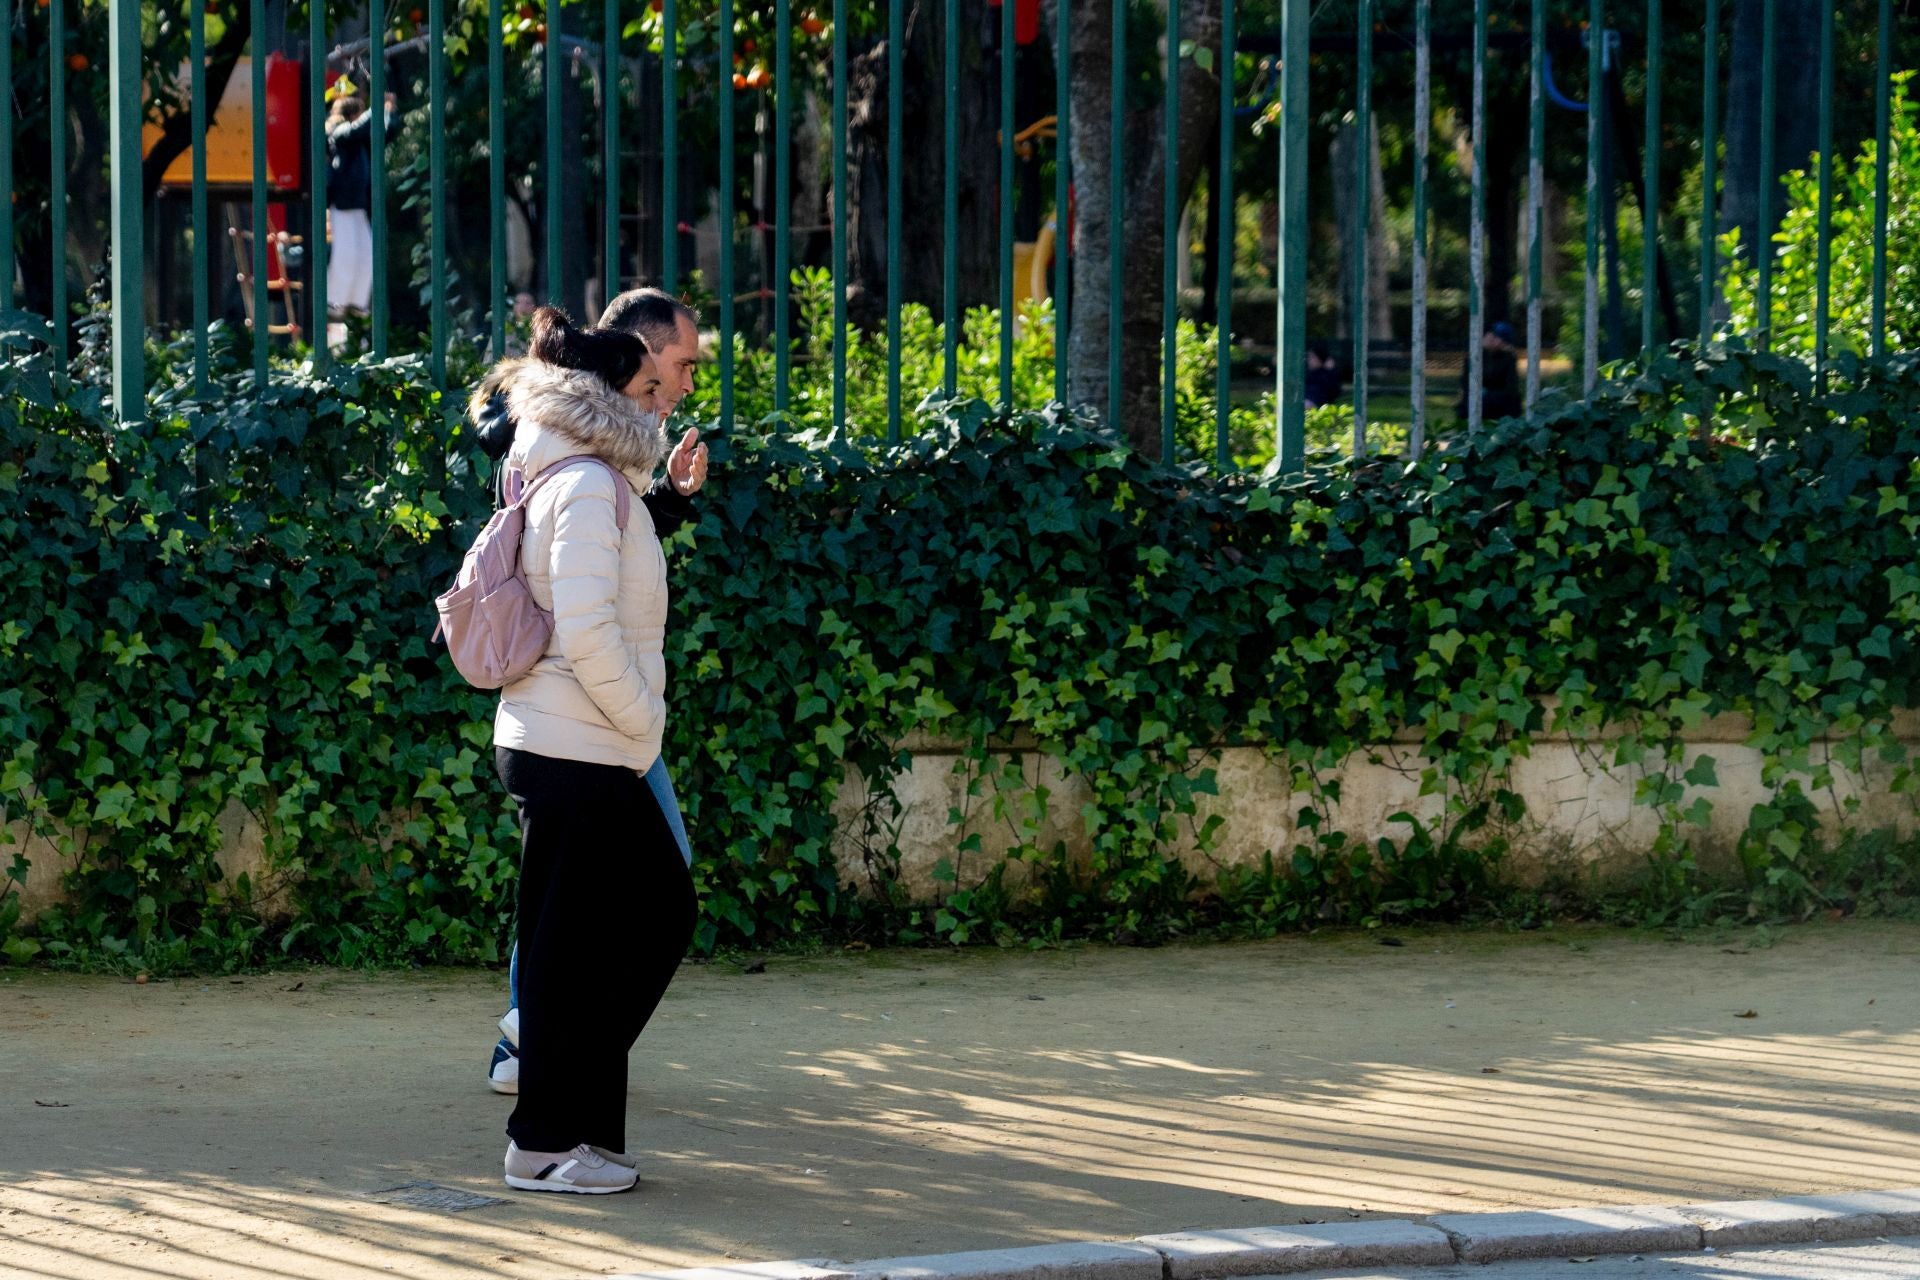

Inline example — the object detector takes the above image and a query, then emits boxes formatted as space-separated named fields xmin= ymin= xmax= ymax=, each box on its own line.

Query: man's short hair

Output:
xmin=601 ymin=288 xmax=699 ymax=353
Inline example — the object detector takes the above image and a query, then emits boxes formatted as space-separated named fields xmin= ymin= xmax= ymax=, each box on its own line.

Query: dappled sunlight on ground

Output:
xmin=4 ymin=924 xmax=1918 ymax=1279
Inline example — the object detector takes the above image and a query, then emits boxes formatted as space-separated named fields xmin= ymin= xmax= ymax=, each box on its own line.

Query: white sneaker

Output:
xmin=590 ymin=1146 xmax=637 ymax=1169
xmin=488 ymin=1052 xmax=519 ymax=1095
xmin=504 ymin=1141 xmax=637 ymax=1194
xmin=498 ymin=1007 xmax=520 ymax=1048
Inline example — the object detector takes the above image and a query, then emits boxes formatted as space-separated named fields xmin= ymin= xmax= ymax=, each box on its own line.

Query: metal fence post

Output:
xmin=775 ymin=0 xmax=792 ymax=412
xmin=429 ymin=0 xmax=447 ymax=387
xmin=1641 ymin=0 xmax=1660 ymax=357
xmin=943 ymin=0 xmax=958 ymax=399
xmin=1526 ymin=0 xmax=1544 ymax=411
xmin=604 ymin=0 xmax=620 ymax=315
xmin=109 ymin=0 xmax=144 ymax=421
xmin=1215 ymin=0 xmax=1236 ymax=471
xmin=1698 ymin=0 xmax=1718 ymax=346
xmin=251 ymin=0 xmax=269 ymax=388
xmin=664 ymin=0 xmax=680 ymax=294
xmin=720 ymin=0 xmax=737 ymax=423
xmin=1755 ymin=0 xmax=1775 ymax=352
xmin=834 ymin=0 xmax=850 ymax=423
xmin=546 ymin=0 xmax=564 ymax=306
xmin=1352 ymin=0 xmax=1372 ymax=453
xmin=1468 ymin=0 xmax=1486 ymax=431
xmin=491 ymin=0 xmax=507 ymax=358
xmin=1056 ymin=0 xmax=1072 ymax=411
xmin=1108 ymin=0 xmax=1126 ymax=433
xmin=1412 ymin=0 xmax=1432 ymax=453
xmin=1813 ymin=0 xmax=1834 ymax=384
xmin=192 ymin=0 xmax=212 ymax=394
xmin=309 ymin=0 xmax=329 ymax=371
xmin=50 ymin=0 xmax=69 ymax=365
xmin=999 ymin=0 xmax=1016 ymax=410
xmin=1275 ymin=0 xmax=1308 ymax=473
xmin=1582 ymin=0 xmax=1601 ymax=394
xmin=369 ymin=1 xmax=389 ymax=357
xmin=1 ymin=8 xmax=12 ymax=315
xmin=1161 ymin=0 xmax=1181 ymax=461
xmin=887 ymin=0 xmax=904 ymax=437
xmin=1871 ymin=0 xmax=1891 ymax=357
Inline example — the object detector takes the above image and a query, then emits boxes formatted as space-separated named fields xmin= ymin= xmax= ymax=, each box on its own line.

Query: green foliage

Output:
xmin=700 ymin=268 xmax=1396 ymax=469
xmin=1723 ymin=75 xmax=1920 ymax=356
xmin=2 ymin=324 xmax=1917 ymax=971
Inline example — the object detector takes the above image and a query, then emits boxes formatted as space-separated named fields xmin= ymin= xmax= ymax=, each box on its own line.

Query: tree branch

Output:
xmin=142 ymin=5 xmax=254 ymax=203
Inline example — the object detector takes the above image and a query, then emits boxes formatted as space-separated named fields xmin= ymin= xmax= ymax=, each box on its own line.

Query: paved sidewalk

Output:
xmin=1276 ymin=1236 xmax=1920 ymax=1278
xmin=3 ymin=922 xmax=1918 ymax=1280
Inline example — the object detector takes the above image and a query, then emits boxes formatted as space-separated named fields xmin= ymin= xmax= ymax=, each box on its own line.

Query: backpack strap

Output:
xmin=515 ymin=454 xmax=632 ymax=529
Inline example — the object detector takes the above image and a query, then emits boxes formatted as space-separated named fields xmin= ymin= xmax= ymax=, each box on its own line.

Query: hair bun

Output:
xmin=528 ymin=306 xmax=580 ymax=367
xmin=527 ymin=305 xmax=648 ymax=393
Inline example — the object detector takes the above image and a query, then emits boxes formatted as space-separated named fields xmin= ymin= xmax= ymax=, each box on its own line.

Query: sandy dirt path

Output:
xmin=2 ymin=922 xmax=1916 ymax=1280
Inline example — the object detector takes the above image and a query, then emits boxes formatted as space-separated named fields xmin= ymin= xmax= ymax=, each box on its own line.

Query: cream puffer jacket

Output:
xmin=491 ymin=360 xmax=672 ymax=773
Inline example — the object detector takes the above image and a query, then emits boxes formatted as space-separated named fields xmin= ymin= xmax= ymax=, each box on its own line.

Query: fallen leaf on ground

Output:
xmin=34 ymin=1100 xmax=69 ymax=1108
xmin=1481 ymin=1066 xmax=1501 ymax=1074
xmin=1378 ymin=936 xmax=1405 ymax=947
xmin=1570 ymin=1257 xmax=1597 ymax=1264
xmin=742 ymin=960 xmax=767 ymax=974
xmin=282 ymin=981 xmax=304 ymax=993
xmin=1735 ymin=1009 xmax=1758 ymax=1018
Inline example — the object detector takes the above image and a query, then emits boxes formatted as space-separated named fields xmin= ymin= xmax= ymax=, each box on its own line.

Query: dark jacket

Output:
xmin=326 ymin=106 xmax=391 ymax=213
xmin=469 ymin=358 xmax=697 ymax=537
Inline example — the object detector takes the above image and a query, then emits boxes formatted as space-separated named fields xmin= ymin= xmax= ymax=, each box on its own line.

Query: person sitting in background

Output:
xmin=1304 ymin=341 xmax=1342 ymax=410
xmin=1457 ymin=321 xmax=1523 ymax=424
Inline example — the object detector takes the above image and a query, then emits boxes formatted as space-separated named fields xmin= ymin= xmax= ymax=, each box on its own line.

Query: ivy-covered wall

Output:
xmin=3 ymin=342 xmax=1917 ymax=969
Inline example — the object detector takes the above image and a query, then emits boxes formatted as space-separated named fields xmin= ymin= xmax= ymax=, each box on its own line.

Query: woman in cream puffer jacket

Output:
xmin=489 ymin=308 xmax=697 ymax=1197
xmin=495 ymin=356 xmax=671 ymax=771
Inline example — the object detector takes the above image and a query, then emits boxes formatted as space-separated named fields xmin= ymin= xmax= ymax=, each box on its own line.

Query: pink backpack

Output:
xmin=433 ymin=454 xmax=632 ymax=690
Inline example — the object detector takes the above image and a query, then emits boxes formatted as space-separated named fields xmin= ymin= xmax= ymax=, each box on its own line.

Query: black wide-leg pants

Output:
xmin=496 ymin=746 xmax=697 ymax=1155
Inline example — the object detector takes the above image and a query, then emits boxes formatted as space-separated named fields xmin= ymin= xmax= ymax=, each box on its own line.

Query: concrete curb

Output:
xmin=607 ymin=1188 xmax=1920 ymax=1280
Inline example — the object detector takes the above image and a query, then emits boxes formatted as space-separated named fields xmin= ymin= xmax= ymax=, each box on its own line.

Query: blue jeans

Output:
xmin=491 ymin=757 xmax=690 ymax=1071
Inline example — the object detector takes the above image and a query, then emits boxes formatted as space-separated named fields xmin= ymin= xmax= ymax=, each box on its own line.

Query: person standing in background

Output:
xmin=324 ymin=79 xmax=395 ymax=351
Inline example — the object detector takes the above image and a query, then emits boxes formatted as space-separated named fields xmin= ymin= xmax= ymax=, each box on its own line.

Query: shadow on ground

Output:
xmin=3 ymin=922 xmax=1918 ymax=1280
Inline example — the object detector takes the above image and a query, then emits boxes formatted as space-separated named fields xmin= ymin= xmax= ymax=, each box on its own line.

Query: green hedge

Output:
xmin=2 ymin=330 xmax=1917 ymax=970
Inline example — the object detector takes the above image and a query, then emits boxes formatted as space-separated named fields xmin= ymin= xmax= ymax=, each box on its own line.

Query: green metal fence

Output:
xmin=3 ymin=0 xmax=1911 ymax=467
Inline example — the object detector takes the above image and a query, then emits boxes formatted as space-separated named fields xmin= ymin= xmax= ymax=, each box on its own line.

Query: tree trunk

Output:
xmin=1329 ymin=117 xmax=1391 ymax=345
xmin=844 ymin=1 xmax=1000 ymax=332
xmin=1484 ymin=101 xmax=1524 ymax=327
xmin=143 ymin=7 xmax=254 ymax=203
xmin=1062 ymin=0 xmax=1221 ymax=458
xmin=1722 ymin=0 xmax=1820 ymax=260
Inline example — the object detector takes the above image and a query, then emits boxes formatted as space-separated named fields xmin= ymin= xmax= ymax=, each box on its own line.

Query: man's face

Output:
xmin=649 ymin=317 xmax=700 ymax=416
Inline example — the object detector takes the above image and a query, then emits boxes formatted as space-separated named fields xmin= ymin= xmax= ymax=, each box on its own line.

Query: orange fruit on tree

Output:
xmin=799 ymin=14 xmax=825 ymax=34
xmin=66 ymin=52 xmax=89 ymax=71
xmin=733 ymin=72 xmax=748 ymax=89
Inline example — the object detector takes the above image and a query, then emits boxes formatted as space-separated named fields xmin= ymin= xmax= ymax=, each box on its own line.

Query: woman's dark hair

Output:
xmin=529 ymin=306 xmax=649 ymax=392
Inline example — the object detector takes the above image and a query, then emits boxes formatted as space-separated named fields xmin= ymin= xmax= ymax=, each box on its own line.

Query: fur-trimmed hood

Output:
xmin=467 ymin=356 xmax=531 ymax=427
xmin=500 ymin=358 xmax=670 ymax=485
